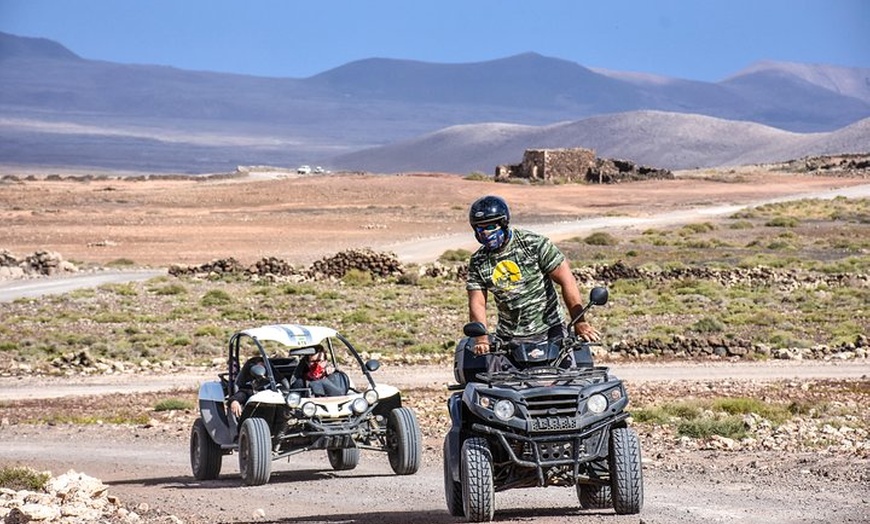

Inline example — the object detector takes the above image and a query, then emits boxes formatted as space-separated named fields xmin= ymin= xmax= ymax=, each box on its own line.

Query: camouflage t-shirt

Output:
xmin=466 ymin=228 xmax=566 ymax=339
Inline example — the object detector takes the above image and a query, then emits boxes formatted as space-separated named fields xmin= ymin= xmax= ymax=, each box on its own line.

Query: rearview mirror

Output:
xmin=589 ymin=287 xmax=608 ymax=306
xmin=250 ymin=364 xmax=267 ymax=380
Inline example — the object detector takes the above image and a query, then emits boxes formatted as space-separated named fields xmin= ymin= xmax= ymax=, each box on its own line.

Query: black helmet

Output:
xmin=469 ymin=195 xmax=511 ymax=250
xmin=469 ymin=195 xmax=510 ymax=228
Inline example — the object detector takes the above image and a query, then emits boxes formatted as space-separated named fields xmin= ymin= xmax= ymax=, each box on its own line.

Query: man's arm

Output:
xmin=467 ymin=288 xmax=491 ymax=354
xmin=548 ymin=260 xmax=600 ymax=341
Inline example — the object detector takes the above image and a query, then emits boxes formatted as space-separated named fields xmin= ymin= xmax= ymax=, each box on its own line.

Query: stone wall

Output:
xmin=495 ymin=147 xmax=673 ymax=183
xmin=0 ymin=249 xmax=77 ymax=279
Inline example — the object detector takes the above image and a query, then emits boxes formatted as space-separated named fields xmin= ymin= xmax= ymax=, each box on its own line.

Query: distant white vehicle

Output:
xmin=296 ymin=165 xmax=312 ymax=175
xmin=313 ymin=166 xmax=325 ymax=174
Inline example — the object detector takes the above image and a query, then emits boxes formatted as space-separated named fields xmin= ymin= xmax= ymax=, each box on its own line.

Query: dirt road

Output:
xmin=1 ymin=173 xmax=868 ymax=523
xmin=1 ymin=360 xmax=868 ymax=401
xmin=1 ymin=361 xmax=867 ymax=524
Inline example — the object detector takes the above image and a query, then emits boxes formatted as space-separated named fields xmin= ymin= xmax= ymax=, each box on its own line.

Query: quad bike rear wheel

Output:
xmin=577 ymin=483 xmax=612 ymax=509
xmin=443 ymin=435 xmax=464 ymax=517
xmin=577 ymin=458 xmax=612 ymax=509
xmin=190 ymin=417 xmax=222 ymax=480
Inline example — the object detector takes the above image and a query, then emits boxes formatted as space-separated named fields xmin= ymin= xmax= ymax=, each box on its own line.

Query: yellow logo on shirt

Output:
xmin=492 ymin=260 xmax=522 ymax=290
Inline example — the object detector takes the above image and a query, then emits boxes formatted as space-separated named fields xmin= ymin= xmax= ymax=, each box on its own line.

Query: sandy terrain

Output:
xmin=2 ymin=168 xmax=867 ymax=268
xmin=1 ymin=168 xmax=868 ymax=524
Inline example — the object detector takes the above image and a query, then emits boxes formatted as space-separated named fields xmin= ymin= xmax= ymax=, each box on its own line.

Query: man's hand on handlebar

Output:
xmin=574 ymin=321 xmax=601 ymax=342
xmin=473 ymin=335 xmax=490 ymax=355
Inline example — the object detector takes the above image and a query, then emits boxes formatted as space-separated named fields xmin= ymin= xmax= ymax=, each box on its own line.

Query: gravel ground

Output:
xmin=1 ymin=169 xmax=868 ymax=523
xmin=0 ymin=361 xmax=868 ymax=524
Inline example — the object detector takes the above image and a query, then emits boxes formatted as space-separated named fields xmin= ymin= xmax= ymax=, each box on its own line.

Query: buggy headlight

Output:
xmin=351 ymin=397 xmax=369 ymax=414
xmin=286 ymin=392 xmax=302 ymax=408
xmin=364 ymin=389 xmax=379 ymax=404
xmin=493 ymin=399 xmax=515 ymax=421
xmin=587 ymin=393 xmax=607 ymax=414
xmin=301 ymin=402 xmax=317 ymax=417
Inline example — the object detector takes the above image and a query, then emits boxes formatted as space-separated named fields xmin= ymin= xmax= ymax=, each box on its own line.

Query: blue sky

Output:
xmin=1 ymin=0 xmax=867 ymax=81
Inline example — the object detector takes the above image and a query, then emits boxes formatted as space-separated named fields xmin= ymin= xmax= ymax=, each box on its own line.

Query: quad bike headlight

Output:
xmin=493 ymin=399 xmax=516 ymax=421
xmin=587 ymin=393 xmax=608 ymax=414
xmin=286 ymin=392 xmax=302 ymax=408
xmin=364 ymin=389 xmax=379 ymax=405
xmin=351 ymin=397 xmax=369 ymax=414
xmin=301 ymin=402 xmax=317 ymax=417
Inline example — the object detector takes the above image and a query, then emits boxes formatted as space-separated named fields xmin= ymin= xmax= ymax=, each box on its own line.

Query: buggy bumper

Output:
xmin=278 ymin=416 xmax=383 ymax=451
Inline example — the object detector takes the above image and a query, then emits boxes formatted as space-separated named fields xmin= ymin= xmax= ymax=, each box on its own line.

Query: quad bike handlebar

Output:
xmin=462 ymin=286 xmax=609 ymax=367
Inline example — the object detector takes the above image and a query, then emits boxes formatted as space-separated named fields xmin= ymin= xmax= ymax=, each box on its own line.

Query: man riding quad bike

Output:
xmin=190 ymin=323 xmax=422 ymax=486
xmin=443 ymin=287 xmax=643 ymax=521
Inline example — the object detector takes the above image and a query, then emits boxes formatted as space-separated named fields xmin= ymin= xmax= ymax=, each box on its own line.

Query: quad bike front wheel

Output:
xmin=386 ymin=407 xmax=422 ymax=475
xmin=608 ymin=427 xmax=644 ymax=514
xmin=239 ymin=417 xmax=272 ymax=486
xmin=327 ymin=447 xmax=360 ymax=471
xmin=190 ymin=417 xmax=222 ymax=480
xmin=461 ymin=437 xmax=494 ymax=522
xmin=443 ymin=435 xmax=464 ymax=517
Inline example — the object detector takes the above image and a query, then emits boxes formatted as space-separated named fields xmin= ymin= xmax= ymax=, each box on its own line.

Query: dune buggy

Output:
xmin=190 ymin=323 xmax=422 ymax=485
xmin=443 ymin=287 xmax=643 ymax=521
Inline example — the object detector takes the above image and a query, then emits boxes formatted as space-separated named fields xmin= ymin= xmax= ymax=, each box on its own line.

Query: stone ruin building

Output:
xmin=495 ymin=147 xmax=674 ymax=183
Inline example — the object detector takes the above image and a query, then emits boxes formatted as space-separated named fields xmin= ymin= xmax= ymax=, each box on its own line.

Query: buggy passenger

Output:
xmin=291 ymin=345 xmax=351 ymax=397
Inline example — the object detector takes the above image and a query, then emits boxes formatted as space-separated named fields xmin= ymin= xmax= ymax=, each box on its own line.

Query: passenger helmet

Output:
xmin=469 ymin=195 xmax=511 ymax=250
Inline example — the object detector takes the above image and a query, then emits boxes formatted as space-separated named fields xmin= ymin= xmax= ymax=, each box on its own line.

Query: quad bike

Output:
xmin=190 ymin=323 xmax=422 ymax=486
xmin=443 ymin=287 xmax=643 ymax=521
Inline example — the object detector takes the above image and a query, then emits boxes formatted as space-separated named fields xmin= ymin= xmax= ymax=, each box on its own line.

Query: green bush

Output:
xmin=152 ymin=283 xmax=187 ymax=296
xmin=583 ymin=232 xmax=618 ymax=246
xmin=342 ymin=269 xmax=373 ymax=286
xmin=439 ymin=249 xmax=472 ymax=262
xmin=464 ymin=171 xmax=493 ymax=182
xmin=200 ymin=289 xmax=232 ymax=306
xmin=765 ymin=216 xmax=799 ymax=227
xmin=678 ymin=416 xmax=747 ymax=439
xmin=712 ymin=397 xmax=792 ymax=425
xmin=691 ymin=317 xmax=724 ymax=334
xmin=0 ymin=466 xmax=51 ymax=491
xmin=154 ymin=398 xmax=193 ymax=411
xmin=681 ymin=222 xmax=716 ymax=234
xmin=106 ymin=258 xmax=136 ymax=267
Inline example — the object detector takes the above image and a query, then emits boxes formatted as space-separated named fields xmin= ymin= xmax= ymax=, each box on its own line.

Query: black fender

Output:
xmin=444 ymin=391 xmax=465 ymax=483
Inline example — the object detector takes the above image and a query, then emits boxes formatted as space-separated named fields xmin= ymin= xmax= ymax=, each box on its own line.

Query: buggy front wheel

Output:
xmin=238 ymin=417 xmax=272 ymax=486
xmin=386 ymin=407 xmax=422 ymax=475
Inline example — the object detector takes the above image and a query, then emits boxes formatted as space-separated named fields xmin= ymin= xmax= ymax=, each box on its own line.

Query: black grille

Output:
xmin=526 ymin=393 xmax=578 ymax=417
